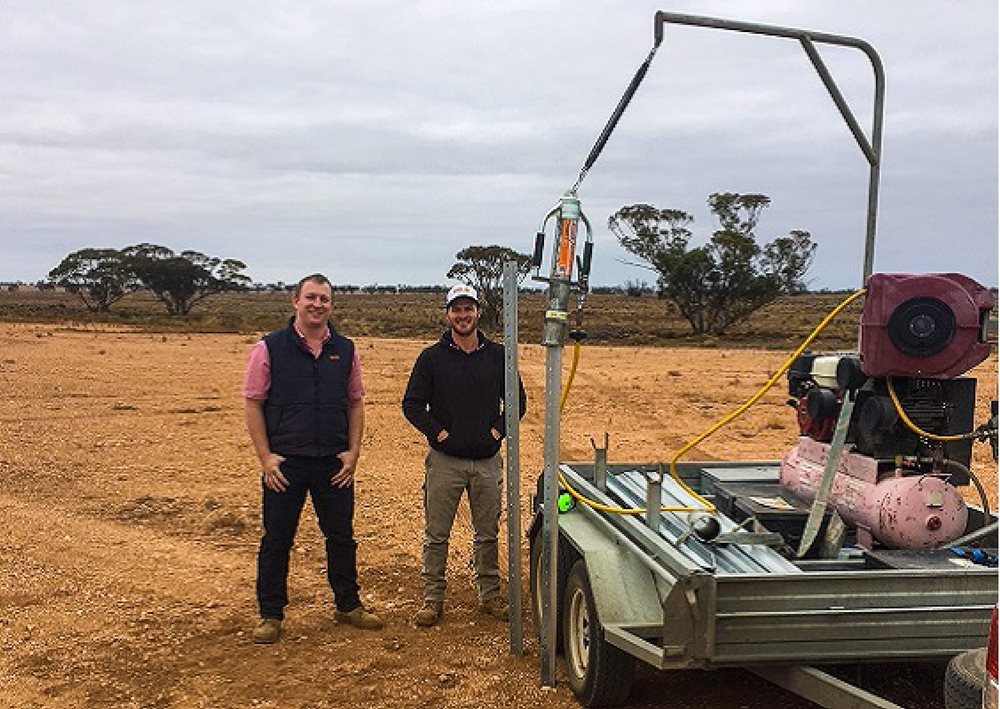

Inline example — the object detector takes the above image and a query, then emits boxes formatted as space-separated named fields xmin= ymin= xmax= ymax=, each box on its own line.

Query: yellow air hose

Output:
xmin=557 ymin=288 xmax=869 ymax=517
xmin=559 ymin=340 xmax=582 ymax=414
xmin=886 ymin=376 xmax=979 ymax=442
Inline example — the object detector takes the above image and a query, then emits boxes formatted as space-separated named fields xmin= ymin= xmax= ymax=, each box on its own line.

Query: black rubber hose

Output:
xmin=942 ymin=458 xmax=991 ymax=524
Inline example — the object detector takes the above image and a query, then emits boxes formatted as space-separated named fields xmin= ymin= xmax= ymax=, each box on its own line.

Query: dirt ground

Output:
xmin=1 ymin=322 xmax=996 ymax=709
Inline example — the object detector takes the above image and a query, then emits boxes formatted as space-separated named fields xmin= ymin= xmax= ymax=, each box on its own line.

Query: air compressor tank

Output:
xmin=780 ymin=437 xmax=968 ymax=549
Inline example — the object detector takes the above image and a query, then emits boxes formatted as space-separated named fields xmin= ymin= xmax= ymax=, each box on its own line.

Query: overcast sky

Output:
xmin=2 ymin=0 xmax=997 ymax=289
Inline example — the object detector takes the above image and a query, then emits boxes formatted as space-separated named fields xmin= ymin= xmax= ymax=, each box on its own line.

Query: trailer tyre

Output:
xmin=528 ymin=530 xmax=569 ymax=653
xmin=563 ymin=560 xmax=635 ymax=707
xmin=944 ymin=648 xmax=986 ymax=709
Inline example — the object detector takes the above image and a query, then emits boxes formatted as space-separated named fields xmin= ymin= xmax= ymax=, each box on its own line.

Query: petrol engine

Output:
xmin=780 ymin=273 xmax=997 ymax=550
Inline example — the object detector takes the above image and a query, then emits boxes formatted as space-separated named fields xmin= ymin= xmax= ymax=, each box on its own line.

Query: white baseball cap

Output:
xmin=445 ymin=284 xmax=479 ymax=308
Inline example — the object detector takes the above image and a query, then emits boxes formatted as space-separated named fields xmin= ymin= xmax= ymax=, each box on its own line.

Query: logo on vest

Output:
xmin=329 ymin=354 xmax=341 ymax=361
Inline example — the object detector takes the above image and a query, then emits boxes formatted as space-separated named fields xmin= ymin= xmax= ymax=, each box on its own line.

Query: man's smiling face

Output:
xmin=447 ymin=298 xmax=480 ymax=337
xmin=293 ymin=279 xmax=333 ymax=329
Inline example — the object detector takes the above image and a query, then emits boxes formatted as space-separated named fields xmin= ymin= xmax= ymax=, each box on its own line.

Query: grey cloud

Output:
xmin=1 ymin=0 xmax=995 ymax=290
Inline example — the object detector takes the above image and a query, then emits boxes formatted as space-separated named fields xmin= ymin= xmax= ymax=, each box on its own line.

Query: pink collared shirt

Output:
xmin=242 ymin=327 xmax=365 ymax=401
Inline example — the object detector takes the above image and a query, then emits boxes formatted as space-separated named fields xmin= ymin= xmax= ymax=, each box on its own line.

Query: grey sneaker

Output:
xmin=253 ymin=618 xmax=282 ymax=644
xmin=479 ymin=596 xmax=509 ymax=622
xmin=335 ymin=606 xmax=384 ymax=630
xmin=414 ymin=600 xmax=443 ymax=627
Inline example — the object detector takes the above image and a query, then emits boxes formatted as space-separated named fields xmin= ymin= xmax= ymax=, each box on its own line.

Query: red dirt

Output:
xmin=1 ymin=322 xmax=995 ymax=708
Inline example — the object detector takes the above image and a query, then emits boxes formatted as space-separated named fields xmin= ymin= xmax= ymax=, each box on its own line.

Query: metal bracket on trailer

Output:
xmin=750 ymin=665 xmax=907 ymax=709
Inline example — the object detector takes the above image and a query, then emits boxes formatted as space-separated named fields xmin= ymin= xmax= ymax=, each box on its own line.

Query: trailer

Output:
xmin=527 ymin=458 xmax=997 ymax=707
xmin=522 ymin=11 xmax=999 ymax=709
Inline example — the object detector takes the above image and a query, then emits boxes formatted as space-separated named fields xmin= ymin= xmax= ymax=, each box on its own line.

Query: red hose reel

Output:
xmin=860 ymin=273 xmax=994 ymax=379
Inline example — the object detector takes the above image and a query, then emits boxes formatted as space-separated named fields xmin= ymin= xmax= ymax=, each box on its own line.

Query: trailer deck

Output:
xmin=548 ymin=461 xmax=997 ymax=671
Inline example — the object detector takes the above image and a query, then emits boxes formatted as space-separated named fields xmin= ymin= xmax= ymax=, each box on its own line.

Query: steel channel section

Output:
xmin=609 ymin=469 xmax=799 ymax=575
xmin=560 ymin=465 xmax=706 ymax=580
xmin=501 ymin=260 xmax=523 ymax=655
xmin=607 ymin=472 xmax=742 ymax=572
xmin=565 ymin=483 xmax=681 ymax=590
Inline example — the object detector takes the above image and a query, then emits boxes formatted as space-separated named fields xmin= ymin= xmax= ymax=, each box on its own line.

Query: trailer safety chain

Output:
xmin=556 ymin=287 xmax=869 ymax=517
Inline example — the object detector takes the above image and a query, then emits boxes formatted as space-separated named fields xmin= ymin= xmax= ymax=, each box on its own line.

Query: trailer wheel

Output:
xmin=944 ymin=648 xmax=986 ymax=709
xmin=562 ymin=560 xmax=635 ymax=707
xmin=528 ymin=530 xmax=567 ymax=652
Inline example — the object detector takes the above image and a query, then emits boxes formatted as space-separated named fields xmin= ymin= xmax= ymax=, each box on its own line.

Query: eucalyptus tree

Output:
xmin=48 ymin=248 xmax=136 ymax=313
xmin=609 ymin=192 xmax=817 ymax=335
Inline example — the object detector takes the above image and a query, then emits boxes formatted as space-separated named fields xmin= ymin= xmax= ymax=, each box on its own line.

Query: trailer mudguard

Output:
xmin=558 ymin=510 xmax=667 ymax=628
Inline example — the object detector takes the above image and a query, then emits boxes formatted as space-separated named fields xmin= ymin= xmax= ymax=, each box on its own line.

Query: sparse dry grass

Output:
xmin=0 ymin=289 xmax=865 ymax=350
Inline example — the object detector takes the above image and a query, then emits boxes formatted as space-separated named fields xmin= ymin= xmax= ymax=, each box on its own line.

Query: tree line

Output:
xmin=44 ymin=243 xmax=532 ymax=321
xmin=48 ymin=244 xmax=251 ymax=315
xmin=44 ymin=192 xmax=816 ymax=334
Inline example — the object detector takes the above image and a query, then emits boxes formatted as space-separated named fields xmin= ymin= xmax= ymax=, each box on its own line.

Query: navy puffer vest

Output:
xmin=263 ymin=319 xmax=355 ymax=457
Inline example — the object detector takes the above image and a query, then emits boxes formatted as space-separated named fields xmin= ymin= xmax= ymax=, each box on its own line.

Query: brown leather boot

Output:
xmin=413 ymin=600 xmax=443 ymax=627
xmin=334 ymin=606 xmax=384 ymax=630
xmin=479 ymin=596 xmax=509 ymax=621
xmin=252 ymin=618 xmax=282 ymax=644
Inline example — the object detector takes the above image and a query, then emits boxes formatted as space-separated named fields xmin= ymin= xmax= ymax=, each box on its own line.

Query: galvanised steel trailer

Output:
xmin=528 ymin=459 xmax=998 ymax=708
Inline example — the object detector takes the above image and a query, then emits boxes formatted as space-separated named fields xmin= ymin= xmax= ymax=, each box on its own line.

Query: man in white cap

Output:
xmin=402 ymin=283 xmax=526 ymax=627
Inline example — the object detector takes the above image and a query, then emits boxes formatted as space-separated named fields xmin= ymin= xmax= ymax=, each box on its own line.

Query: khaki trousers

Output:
xmin=422 ymin=448 xmax=502 ymax=603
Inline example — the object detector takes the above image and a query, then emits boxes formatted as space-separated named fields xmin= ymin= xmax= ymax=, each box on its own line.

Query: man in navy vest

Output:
xmin=244 ymin=273 xmax=383 ymax=643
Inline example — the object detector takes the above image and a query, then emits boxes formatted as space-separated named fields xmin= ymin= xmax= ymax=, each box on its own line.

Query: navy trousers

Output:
xmin=256 ymin=455 xmax=361 ymax=619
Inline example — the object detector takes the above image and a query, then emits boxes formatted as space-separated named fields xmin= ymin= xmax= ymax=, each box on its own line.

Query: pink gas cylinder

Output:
xmin=780 ymin=436 xmax=968 ymax=549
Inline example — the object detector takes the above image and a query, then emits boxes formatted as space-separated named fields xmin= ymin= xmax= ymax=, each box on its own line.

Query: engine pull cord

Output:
xmin=571 ymin=43 xmax=659 ymax=194
xmin=555 ymin=287 xmax=868 ymax=517
xmin=886 ymin=377 xmax=989 ymax=442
